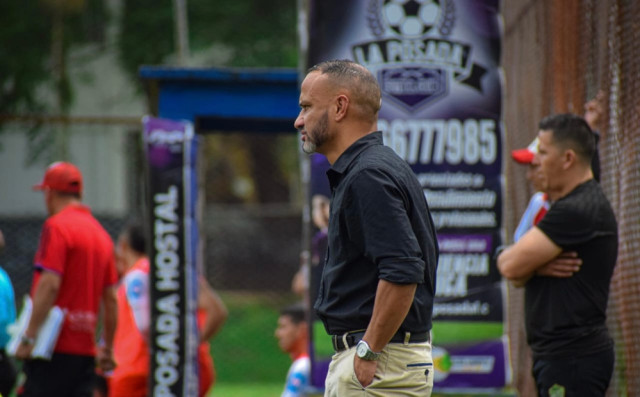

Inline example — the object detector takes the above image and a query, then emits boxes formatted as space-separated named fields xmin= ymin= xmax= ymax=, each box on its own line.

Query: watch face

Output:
xmin=356 ymin=341 xmax=368 ymax=358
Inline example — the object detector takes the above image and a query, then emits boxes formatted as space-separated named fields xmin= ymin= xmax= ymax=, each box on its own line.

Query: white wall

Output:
xmin=0 ymin=126 xmax=132 ymax=217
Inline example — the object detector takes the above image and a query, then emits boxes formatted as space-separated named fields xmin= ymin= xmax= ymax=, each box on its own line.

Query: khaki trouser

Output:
xmin=325 ymin=341 xmax=433 ymax=396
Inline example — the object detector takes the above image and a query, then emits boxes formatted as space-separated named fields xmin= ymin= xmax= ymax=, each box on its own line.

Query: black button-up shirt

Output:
xmin=314 ymin=131 xmax=439 ymax=335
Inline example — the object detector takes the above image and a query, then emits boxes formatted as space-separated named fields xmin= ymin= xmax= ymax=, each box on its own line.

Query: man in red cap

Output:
xmin=511 ymin=94 xmax=604 ymax=242
xmin=511 ymin=137 xmax=551 ymax=242
xmin=15 ymin=161 xmax=118 ymax=397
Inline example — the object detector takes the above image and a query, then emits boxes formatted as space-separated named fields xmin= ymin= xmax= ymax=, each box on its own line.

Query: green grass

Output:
xmin=208 ymin=382 xmax=283 ymax=397
xmin=5 ymin=293 xmax=294 ymax=397
xmin=311 ymin=319 xmax=334 ymax=358
xmin=431 ymin=321 xmax=504 ymax=345
xmin=6 ymin=293 xmax=516 ymax=397
xmin=432 ymin=392 xmax=517 ymax=397
xmin=210 ymin=292 xmax=293 ymax=383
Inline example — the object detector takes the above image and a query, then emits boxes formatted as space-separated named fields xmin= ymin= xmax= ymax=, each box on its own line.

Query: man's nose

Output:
xmin=294 ymin=114 xmax=303 ymax=130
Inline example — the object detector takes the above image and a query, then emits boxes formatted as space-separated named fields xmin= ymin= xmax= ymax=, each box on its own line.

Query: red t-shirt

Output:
xmin=32 ymin=204 xmax=117 ymax=356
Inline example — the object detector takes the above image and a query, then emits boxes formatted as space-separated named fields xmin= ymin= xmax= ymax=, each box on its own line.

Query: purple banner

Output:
xmin=433 ymin=339 xmax=509 ymax=388
xmin=143 ymin=116 xmax=200 ymax=397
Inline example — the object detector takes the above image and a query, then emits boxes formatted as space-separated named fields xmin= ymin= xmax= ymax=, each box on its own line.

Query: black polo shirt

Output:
xmin=527 ymin=179 xmax=617 ymax=359
xmin=314 ymin=131 xmax=439 ymax=335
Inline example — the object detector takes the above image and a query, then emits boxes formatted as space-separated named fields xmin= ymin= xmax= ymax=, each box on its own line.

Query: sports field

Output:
xmin=6 ymin=292 xmax=516 ymax=396
xmin=207 ymin=292 xmax=294 ymax=396
xmin=209 ymin=382 xmax=283 ymax=396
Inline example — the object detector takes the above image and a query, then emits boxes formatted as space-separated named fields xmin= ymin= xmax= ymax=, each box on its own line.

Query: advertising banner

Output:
xmin=304 ymin=0 xmax=509 ymax=390
xmin=143 ymin=116 xmax=200 ymax=397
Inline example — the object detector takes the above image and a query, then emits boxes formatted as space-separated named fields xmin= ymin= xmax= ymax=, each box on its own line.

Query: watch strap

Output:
xmin=357 ymin=340 xmax=381 ymax=361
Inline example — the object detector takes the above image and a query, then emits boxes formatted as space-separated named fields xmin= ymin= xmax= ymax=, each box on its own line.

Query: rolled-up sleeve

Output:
xmin=346 ymin=168 xmax=425 ymax=284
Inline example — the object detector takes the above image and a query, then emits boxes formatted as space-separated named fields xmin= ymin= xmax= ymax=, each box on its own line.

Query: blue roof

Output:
xmin=139 ymin=66 xmax=299 ymax=84
xmin=138 ymin=66 xmax=301 ymax=130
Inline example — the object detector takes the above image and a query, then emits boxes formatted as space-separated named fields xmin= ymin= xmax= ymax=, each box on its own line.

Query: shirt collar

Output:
xmin=58 ymin=202 xmax=91 ymax=216
xmin=330 ymin=131 xmax=382 ymax=175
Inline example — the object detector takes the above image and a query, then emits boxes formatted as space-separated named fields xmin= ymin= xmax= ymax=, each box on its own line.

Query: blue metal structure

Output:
xmin=139 ymin=66 xmax=300 ymax=132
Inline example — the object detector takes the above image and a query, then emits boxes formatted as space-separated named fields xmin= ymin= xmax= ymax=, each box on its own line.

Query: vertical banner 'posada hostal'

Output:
xmin=143 ymin=116 xmax=200 ymax=397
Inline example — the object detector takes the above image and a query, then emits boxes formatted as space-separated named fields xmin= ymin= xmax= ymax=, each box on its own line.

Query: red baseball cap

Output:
xmin=511 ymin=137 xmax=539 ymax=164
xmin=33 ymin=162 xmax=83 ymax=194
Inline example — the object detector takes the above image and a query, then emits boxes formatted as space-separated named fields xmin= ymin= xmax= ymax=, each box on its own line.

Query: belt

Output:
xmin=331 ymin=330 xmax=430 ymax=353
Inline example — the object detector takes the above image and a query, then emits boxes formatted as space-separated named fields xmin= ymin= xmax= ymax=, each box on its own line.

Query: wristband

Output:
xmin=20 ymin=334 xmax=36 ymax=346
xmin=494 ymin=245 xmax=508 ymax=260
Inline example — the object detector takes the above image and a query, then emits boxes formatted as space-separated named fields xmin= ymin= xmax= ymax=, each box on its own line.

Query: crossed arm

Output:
xmin=497 ymin=227 xmax=581 ymax=287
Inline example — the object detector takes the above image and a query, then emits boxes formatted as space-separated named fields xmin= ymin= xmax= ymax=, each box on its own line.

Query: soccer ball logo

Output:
xmin=382 ymin=0 xmax=442 ymax=37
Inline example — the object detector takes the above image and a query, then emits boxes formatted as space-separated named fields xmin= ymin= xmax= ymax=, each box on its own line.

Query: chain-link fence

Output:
xmin=0 ymin=216 xmax=130 ymax=305
xmin=198 ymin=131 xmax=304 ymax=385
xmin=200 ymin=132 xmax=303 ymax=292
xmin=503 ymin=1 xmax=640 ymax=395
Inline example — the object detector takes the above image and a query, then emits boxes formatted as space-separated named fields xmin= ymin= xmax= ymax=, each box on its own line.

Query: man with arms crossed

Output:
xmin=295 ymin=59 xmax=438 ymax=396
xmin=498 ymin=114 xmax=617 ymax=396
xmin=16 ymin=162 xmax=118 ymax=397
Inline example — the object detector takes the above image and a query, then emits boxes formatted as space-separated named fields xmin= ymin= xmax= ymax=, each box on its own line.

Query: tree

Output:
xmin=0 ymin=3 xmax=53 ymax=116
xmin=118 ymin=0 xmax=298 ymax=79
xmin=1 ymin=0 xmax=298 ymax=165
xmin=0 ymin=0 xmax=108 ymax=160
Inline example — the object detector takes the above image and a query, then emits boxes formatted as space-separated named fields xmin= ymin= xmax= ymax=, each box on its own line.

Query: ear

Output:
xmin=334 ymin=94 xmax=349 ymax=122
xmin=562 ymin=149 xmax=576 ymax=170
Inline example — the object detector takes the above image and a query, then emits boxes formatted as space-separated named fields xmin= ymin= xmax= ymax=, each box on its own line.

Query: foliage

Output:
xmin=118 ymin=0 xmax=174 ymax=81
xmin=0 ymin=3 xmax=51 ymax=115
xmin=118 ymin=0 xmax=298 ymax=80
xmin=2 ymin=0 xmax=297 ymax=160
xmin=2 ymin=0 xmax=297 ymax=114
xmin=0 ymin=0 xmax=108 ymax=115
xmin=0 ymin=0 xmax=108 ymax=160
xmin=188 ymin=0 xmax=298 ymax=67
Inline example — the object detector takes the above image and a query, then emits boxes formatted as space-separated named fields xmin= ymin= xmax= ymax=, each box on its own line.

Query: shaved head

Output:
xmin=308 ymin=60 xmax=381 ymax=122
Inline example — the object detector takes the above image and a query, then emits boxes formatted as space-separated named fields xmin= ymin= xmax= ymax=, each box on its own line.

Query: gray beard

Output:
xmin=302 ymin=139 xmax=316 ymax=154
xmin=302 ymin=111 xmax=329 ymax=155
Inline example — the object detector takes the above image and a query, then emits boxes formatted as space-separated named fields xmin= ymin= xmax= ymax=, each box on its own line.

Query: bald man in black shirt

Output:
xmin=295 ymin=59 xmax=439 ymax=396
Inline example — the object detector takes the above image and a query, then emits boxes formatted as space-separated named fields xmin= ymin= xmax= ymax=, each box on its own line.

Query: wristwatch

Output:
xmin=355 ymin=340 xmax=380 ymax=361
xmin=20 ymin=334 xmax=36 ymax=346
